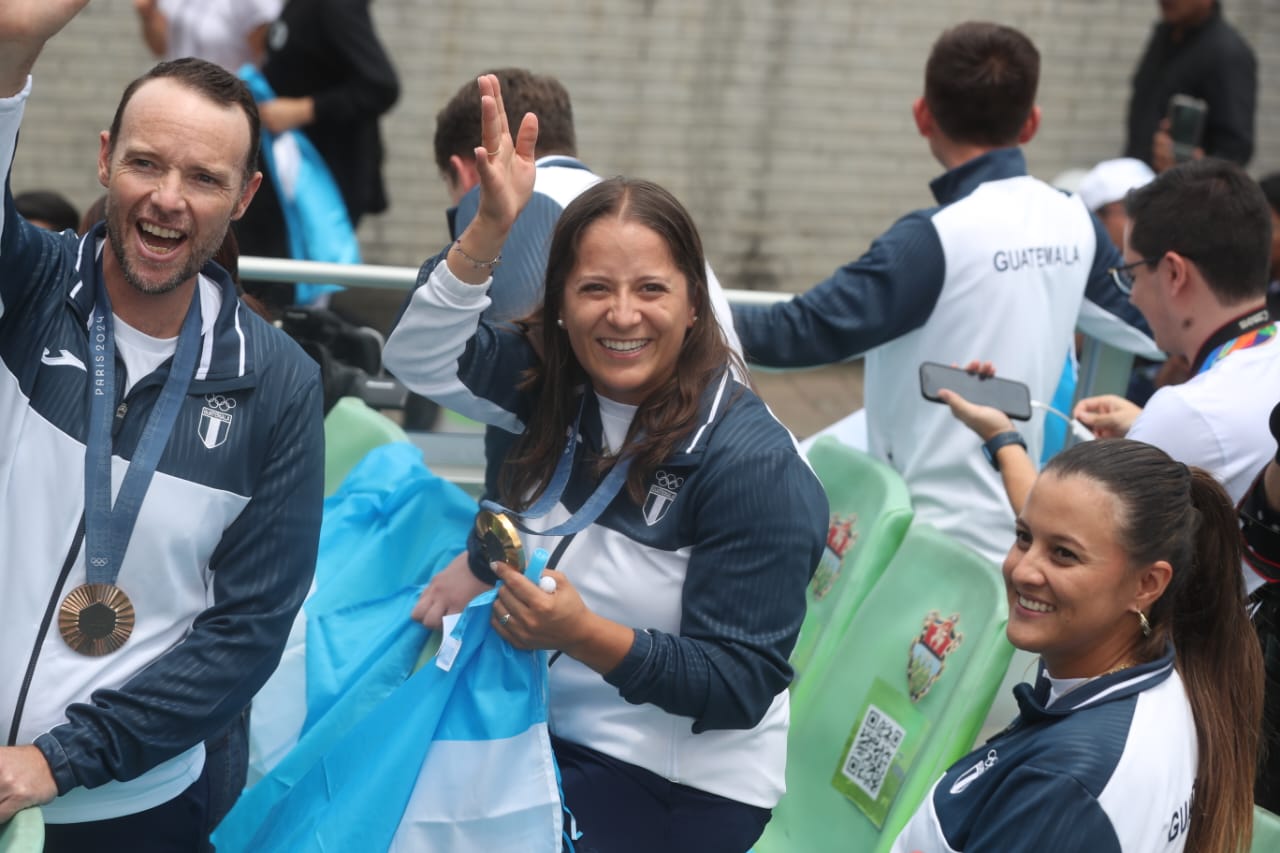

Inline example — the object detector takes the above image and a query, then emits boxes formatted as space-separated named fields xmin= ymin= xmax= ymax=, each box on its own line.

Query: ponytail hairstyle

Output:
xmin=1046 ymin=439 xmax=1262 ymax=853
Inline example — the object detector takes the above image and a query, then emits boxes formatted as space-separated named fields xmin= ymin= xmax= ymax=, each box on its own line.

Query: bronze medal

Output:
xmin=59 ymin=583 xmax=135 ymax=656
xmin=474 ymin=509 xmax=526 ymax=571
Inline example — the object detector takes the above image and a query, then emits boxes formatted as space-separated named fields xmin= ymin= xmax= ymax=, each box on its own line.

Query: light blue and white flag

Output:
xmin=216 ymin=443 xmax=565 ymax=851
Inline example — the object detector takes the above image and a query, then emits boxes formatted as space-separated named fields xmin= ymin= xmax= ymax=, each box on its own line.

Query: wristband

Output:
xmin=982 ymin=431 xmax=1026 ymax=472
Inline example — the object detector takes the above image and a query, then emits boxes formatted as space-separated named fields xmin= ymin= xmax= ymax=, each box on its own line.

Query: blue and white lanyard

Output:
xmin=83 ymin=276 xmax=203 ymax=585
xmin=481 ymin=393 xmax=633 ymax=537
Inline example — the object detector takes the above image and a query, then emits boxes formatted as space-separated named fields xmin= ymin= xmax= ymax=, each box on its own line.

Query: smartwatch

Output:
xmin=982 ymin=431 xmax=1027 ymax=471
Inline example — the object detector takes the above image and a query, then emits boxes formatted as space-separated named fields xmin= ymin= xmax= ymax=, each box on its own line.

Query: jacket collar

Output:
xmin=1012 ymin=644 xmax=1177 ymax=724
xmin=534 ymin=154 xmax=592 ymax=172
xmin=68 ymin=222 xmax=259 ymax=389
xmin=929 ymin=147 xmax=1028 ymax=206
xmin=579 ymin=369 xmax=741 ymax=466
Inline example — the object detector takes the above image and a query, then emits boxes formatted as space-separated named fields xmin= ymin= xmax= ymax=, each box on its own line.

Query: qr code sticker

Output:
xmin=840 ymin=704 xmax=905 ymax=800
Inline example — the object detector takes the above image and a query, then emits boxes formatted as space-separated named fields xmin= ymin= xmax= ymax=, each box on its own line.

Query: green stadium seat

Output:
xmin=1253 ymin=805 xmax=1280 ymax=853
xmin=757 ymin=523 xmax=1013 ymax=853
xmin=0 ymin=808 xmax=43 ymax=853
xmin=791 ymin=438 xmax=913 ymax=700
xmin=323 ymin=397 xmax=409 ymax=496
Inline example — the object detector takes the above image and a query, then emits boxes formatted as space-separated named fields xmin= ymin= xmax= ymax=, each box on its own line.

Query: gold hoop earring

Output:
xmin=1137 ymin=610 xmax=1151 ymax=638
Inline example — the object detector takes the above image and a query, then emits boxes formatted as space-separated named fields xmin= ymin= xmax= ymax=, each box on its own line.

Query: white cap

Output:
xmin=1077 ymin=158 xmax=1156 ymax=213
xmin=1050 ymin=167 xmax=1090 ymax=194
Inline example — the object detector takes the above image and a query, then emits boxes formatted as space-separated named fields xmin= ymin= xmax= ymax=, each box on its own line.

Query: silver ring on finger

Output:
xmin=499 ymin=612 xmax=511 ymax=626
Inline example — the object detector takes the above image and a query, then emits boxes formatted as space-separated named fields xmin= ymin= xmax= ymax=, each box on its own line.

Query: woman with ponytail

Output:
xmin=894 ymin=438 xmax=1263 ymax=852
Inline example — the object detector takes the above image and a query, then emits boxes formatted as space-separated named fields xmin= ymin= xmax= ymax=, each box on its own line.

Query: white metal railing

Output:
xmin=237 ymin=256 xmax=790 ymax=306
xmin=237 ymin=256 xmax=1135 ymax=401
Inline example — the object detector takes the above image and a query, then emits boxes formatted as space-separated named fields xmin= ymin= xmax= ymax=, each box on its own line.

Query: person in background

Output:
xmin=1074 ymin=159 xmax=1279 ymax=598
xmin=13 ymin=189 xmax=78 ymax=233
xmin=384 ymin=76 xmax=827 ymax=853
xmin=1124 ymin=0 xmax=1256 ymax=172
xmin=732 ymin=21 xmax=1157 ymax=569
xmin=133 ymin=0 xmax=280 ymax=73
xmin=0 ymin=2 xmax=324 ymax=847
xmin=1077 ymin=158 xmax=1156 ymax=253
xmin=1077 ymin=157 xmax=1189 ymax=403
xmin=234 ymin=0 xmax=399 ymax=315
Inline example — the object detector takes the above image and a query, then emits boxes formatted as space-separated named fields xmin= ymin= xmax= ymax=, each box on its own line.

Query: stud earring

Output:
xmin=556 ymin=317 xmax=565 ymax=328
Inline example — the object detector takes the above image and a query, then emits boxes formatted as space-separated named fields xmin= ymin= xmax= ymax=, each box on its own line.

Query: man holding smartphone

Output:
xmin=733 ymin=22 xmax=1159 ymax=568
xmin=1124 ymin=0 xmax=1257 ymax=171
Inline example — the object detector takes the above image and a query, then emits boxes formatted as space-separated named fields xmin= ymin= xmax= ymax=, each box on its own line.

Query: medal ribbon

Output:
xmin=84 ymin=275 xmax=203 ymax=585
xmin=482 ymin=392 xmax=635 ymax=537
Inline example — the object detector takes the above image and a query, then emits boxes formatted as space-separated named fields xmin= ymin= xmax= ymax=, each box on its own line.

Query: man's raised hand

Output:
xmin=0 ymin=0 xmax=91 ymax=96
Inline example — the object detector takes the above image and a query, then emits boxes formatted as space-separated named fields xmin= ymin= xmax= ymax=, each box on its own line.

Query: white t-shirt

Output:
xmin=114 ymin=314 xmax=176 ymax=396
xmin=595 ymin=394 xmax=637 ymax=457
xmin=1129 ymin=338 xmax=1280 ymax=593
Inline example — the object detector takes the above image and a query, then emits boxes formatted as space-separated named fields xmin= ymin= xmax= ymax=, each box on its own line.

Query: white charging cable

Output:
xmin=1032 ymin=400 xmax=1095 ymax=442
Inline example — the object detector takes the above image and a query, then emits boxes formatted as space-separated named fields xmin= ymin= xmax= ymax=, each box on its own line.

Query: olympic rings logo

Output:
xmin=655 ymin=471 xmax=684 ymax=490
xmin=205 ymin=394 xmax=237 ymax=412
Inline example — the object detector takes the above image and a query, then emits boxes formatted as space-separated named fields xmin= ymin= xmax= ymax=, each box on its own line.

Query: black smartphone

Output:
xmin=919 ymin=362 xmax=1032 ymax=421
xmin=1167 ymin=94 xmax=1207 ymax=163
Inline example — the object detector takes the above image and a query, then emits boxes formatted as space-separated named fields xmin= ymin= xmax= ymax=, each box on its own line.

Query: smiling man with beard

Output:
xmin=0 ymin=2 xmax=324 ymax=850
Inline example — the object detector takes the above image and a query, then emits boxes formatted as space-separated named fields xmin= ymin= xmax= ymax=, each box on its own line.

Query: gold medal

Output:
xmin=59 ymin=583 xmax=135 ymax=656
xmin=474 ymin=510 xmax=525 ymax=570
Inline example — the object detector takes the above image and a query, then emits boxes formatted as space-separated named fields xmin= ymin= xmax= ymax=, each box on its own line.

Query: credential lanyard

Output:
xmin=1192 ymin=307 xmax=1273 ymax=376
xmin=84 ymin=276 xmax=203 ymax=585
xmin=481 ymin=393 xmax=633 ymax=537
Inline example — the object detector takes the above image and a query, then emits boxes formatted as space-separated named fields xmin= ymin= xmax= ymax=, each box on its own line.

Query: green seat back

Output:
xmin=323 ymin=397 xmax=409 ymax=496
xmin=791 ymin=438 xmax=913 ymax=697
xmin=1252 ymin=805 xmax=1280 ymax=853
xmin=0 ymin=808 xmax=43 ymax=853
xmin=757 ymin=523 xmax=1013 ymax=853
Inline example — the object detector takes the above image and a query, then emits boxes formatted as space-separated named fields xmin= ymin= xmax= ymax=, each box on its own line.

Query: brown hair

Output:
xmin=108 ymin=57 xmax=261 ymax=184
xmin=500 ymin=177 xmax=743 ymax=508
xmin=924 ymin=21 xmax=1039 ymax=148
xmin=434 ymin=68 xmax=576 ymax=182
xmin=1046 ymin=440 xmax=1262 ymax=852
xmin=1126 ymin=159 xmax=1272 ymax=306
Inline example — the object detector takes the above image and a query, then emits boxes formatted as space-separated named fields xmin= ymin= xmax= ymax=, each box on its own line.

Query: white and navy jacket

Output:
xmin=733 ymin=148 xmax=1160 ymax=565
xmin=0 ymin=83 xmax=324 ymax=821
xmin=893 ymin=649 xmax=1197 ymax=852
xmin=384 ymin=259 xmax=828 ymax=808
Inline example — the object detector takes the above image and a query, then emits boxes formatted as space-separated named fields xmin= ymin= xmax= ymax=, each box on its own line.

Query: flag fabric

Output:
xmin=246 ymin=441 xmax=476 ymax=779
xmin=238 ymin=66 xmax=360 ymax=305
xmin=216 ymin=442 xmax=565 ymax=851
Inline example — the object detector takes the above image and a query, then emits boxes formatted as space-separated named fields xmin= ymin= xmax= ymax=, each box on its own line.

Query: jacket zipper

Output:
xmin=7 ymin=400 xmax=129 ymax=745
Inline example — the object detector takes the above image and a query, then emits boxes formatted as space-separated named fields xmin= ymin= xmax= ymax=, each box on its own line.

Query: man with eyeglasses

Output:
xmin=1076 ymin=159 xmax=1278 ymax=595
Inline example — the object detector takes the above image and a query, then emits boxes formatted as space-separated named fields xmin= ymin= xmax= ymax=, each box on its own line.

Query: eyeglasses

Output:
xmin=1107 ymin=257 xmax=1161 ymax=295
